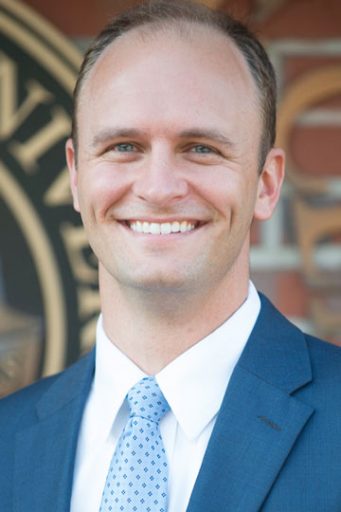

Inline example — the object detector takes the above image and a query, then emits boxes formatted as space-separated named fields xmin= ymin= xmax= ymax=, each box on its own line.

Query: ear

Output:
xmin=65 ymin=138 xmax=80 ymax=212
xmin=254 ymin=147 xmax=285 ymax=221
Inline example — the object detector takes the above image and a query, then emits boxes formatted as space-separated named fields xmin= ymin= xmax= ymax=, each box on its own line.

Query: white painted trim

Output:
xmin=297 ymin=109 xmax=341 ymax=126
xmin=250 ymin=245 xmax=341 ymax=270
xmin=270 ymin=39 xmax=341 ymax=55
xmin=287 ymin=316 xmax=316 ymax=334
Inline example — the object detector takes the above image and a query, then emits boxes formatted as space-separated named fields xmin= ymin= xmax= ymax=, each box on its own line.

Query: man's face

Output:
xmin=67 ymin=25 xmax=283 ymax=296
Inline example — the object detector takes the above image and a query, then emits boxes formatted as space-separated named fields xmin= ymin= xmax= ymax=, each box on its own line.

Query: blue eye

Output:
xmin=114 ymin=143 xmax=135 ymax=152
xmin=192 ymin=145 xmax=214 ymax=153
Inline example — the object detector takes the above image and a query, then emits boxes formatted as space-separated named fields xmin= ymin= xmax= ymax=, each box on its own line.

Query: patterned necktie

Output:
xmin=99 ymin=376 xmax=170 ymax=512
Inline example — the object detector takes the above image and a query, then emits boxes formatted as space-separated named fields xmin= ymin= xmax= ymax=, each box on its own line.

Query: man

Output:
xmin=1 ymin=1 xmax=340 ymax=511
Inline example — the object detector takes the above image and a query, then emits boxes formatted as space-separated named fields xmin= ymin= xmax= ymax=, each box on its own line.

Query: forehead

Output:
xmin=77 ymin=22 xmax=261 ymax=140
xmin=82 ymin=22 xmax=258 ymax=103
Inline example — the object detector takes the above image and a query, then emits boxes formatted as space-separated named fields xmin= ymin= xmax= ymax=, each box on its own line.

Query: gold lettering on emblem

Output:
xmin=10 ymin=105 xmax=70 ymax=172
xmin=61 ymin=223 xmax=97 ymax=283
xmin=61 ymin=223 xmax=100 ymax=352
xmin=44 ymin=166 xmax=72 ymax=205
xmin=0 ymin=52 xmax=52 ymax=138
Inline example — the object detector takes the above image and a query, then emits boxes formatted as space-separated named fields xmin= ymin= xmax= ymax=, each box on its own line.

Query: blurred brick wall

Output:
xmin=247 ymin=0 xmax=341 ymax=343
xmin=22 ymin=0 xmax=341 ymax=343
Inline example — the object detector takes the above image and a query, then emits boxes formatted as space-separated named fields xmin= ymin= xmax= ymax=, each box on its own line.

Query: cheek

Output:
xmin=212 ymin=176 xmax=258 ymax=226
xmin=192 ymin=172 xmax=246 ymax=218
xmin=78 ymin=165 xmax=130 ymax=221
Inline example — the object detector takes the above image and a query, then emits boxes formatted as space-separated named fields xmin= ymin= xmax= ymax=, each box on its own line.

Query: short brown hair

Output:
xmin=71 ymin=0 xmax=277 ymax=168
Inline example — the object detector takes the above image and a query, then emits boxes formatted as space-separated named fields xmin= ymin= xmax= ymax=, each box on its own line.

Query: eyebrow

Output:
xmin=92 ymin=128 xmax=142 ymax=148
xmin=178 ymin=129 xmax=235 ymax=149
xmin=91 ymin=127 xmax=235 ymax=149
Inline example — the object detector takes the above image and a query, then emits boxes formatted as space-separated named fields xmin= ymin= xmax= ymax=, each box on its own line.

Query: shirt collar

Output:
xmin=93 ymin=281 xmax=260 ymax=442
xmin=157 ymin=281 xmax=260 ymax=439
xmin=92 ymin=321 xmax=146 ymax=442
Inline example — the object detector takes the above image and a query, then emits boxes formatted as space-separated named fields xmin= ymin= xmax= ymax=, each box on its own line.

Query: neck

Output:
xmin=99 ymin=266 xmax=250 ymax=375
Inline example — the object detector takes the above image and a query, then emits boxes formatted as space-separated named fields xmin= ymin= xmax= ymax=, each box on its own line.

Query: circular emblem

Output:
xmin=0 ymin=0 xmax=99 ymax=396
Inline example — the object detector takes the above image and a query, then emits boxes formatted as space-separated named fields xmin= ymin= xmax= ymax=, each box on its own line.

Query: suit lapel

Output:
xmin=14 ymin=350 xmax=95 ymax=512
xmin=187 ymin=296 xmax=314 ymax=512
xmin=12 ymin=297 xmax=315 ymax=511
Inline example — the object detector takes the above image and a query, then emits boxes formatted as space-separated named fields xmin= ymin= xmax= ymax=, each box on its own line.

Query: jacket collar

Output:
xmin=14 ymin=349 xmax=95 ymax=512
xmin=14 ymin=295 xmax=314 ymax=512
xmin=187 ymin=295 xmax=314 ymax=512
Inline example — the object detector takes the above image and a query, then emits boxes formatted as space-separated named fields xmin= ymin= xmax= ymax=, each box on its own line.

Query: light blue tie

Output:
xmin=100 ymin=376 xmax=170 ymax=512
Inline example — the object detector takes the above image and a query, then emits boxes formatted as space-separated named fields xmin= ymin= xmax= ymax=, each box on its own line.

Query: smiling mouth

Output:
xmin=124 ymin=220 xmax=200 ymax=235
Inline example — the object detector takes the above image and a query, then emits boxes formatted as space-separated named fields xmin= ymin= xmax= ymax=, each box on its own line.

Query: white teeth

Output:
xmin=129 ymin=220 xmax=196 ymax=235
xmin=171 ymin=221 xmax=180 ymax=233
xmin=160 ymin=223 xmax=171 ymax=235
xmin=150 ymin=223 xmax=160 ymax=235
xmin=180 ymin=221 xmax=188 ymax=233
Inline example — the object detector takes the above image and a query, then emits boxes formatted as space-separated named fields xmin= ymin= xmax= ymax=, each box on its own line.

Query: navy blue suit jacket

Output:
xmin=1 ymin=295 xmax=341 ymax=511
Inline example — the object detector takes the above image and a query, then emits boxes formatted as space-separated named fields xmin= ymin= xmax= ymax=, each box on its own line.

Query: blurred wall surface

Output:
xmin=1 ymin=0 xmax=340 ymax=395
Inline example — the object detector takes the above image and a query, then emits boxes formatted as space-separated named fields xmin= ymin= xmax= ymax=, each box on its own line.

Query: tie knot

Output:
xmin=127 ymin=376 xmax=169 ymax=424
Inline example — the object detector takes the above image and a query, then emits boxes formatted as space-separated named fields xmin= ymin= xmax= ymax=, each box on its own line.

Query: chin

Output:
xmin=119 ymin=272 xmax=191 ymax=293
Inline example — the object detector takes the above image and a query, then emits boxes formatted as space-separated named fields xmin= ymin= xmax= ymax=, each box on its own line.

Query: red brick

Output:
xmin=23 ymin=0 xmax=139 ymax=36
xmin=256 ymin=0 xmax=341 ymax=39
xmin=290 ymin=126 xmax=341 ymax=177
xmin=283 ymin=57 xmax=341 ymax=88
xmin=276 ymin=271 xmax=309 ymax=317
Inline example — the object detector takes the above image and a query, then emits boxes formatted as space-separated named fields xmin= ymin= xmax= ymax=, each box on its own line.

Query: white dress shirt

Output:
xmin=70 ymin=282 xmax=260 ymax=512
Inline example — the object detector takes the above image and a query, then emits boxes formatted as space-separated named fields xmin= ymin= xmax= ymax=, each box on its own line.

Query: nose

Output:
xmin=132 ymin=149 xmax=189 ymax=207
